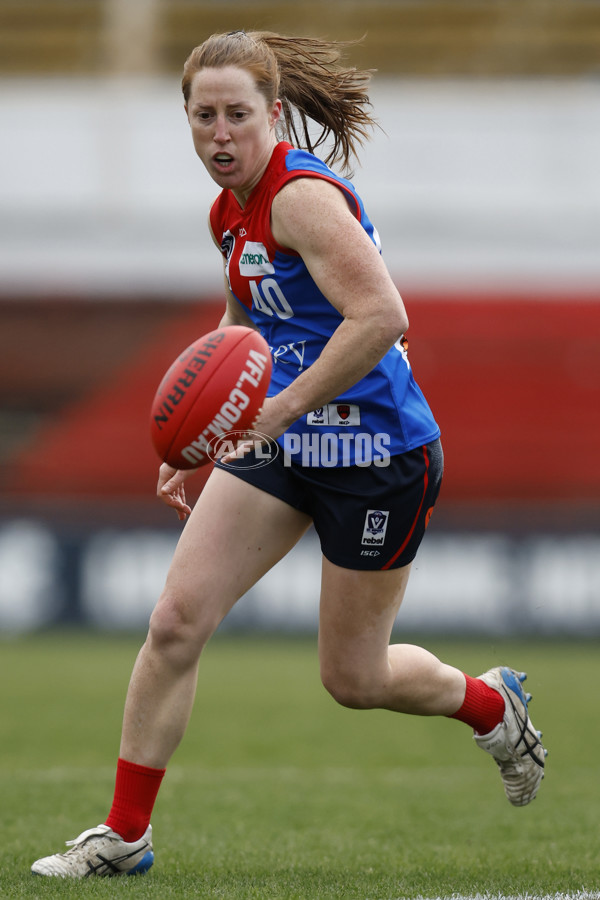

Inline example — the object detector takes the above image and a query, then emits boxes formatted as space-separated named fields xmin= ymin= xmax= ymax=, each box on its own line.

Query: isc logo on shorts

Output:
xmin=361 ymin=509 xmax=390 ymax=546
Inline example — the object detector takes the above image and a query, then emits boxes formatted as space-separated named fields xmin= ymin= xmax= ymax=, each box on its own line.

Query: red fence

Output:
xmin=2 ymin=293 xmax=599 ymax=506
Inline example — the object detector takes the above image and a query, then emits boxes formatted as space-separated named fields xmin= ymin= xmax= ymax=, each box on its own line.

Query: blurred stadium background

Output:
xmin=0 ymin=0 xmax=599 ymax=634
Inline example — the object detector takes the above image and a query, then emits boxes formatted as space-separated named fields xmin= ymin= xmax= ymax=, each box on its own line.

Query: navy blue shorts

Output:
xmin=215 ymin=438 xmax=443 ymax=571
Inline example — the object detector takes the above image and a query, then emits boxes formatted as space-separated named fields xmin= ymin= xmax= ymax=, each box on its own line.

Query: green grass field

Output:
xmin=0 ymin=632 xmax=598 ymax=899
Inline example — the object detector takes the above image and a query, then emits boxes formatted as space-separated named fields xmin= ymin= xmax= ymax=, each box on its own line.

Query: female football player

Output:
xmin=32 ymin=30 xmax=545 ymax=877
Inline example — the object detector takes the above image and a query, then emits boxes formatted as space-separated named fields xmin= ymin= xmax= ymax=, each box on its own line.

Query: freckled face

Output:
xmin=185 ymin=66 xmax=282 ymax=206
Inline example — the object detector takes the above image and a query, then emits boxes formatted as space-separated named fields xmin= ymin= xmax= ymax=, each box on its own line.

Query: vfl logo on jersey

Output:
xmin=361 ymin=509 xmax=390 ymax=546
xmin=239 ymin=241 xmax=275 ymax=276
xmin=221 ymin=230 xmax=235 ymax=291
xmin=306 ymin=403 xmax=360 ymax=426
xmin=221 ymin=230 xmax=234 ymax=260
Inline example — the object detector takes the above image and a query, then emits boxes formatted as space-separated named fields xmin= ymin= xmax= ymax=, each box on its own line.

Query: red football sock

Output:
xmin=448 ymin=673 xmax=505 ymax=735
xmin=105 ymin=757 xmax=166 ymax=842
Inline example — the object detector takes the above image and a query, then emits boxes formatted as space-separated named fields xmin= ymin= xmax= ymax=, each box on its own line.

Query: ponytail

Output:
xmin=182 ymin=31 xmax=376 ymax=174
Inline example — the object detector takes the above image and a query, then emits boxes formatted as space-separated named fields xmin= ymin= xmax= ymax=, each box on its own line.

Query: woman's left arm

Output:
xmin=256 ymin=176 xmax=409 ymax=437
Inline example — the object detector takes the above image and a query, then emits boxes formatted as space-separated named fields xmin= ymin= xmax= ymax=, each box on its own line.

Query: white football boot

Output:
xmin=474 ymin=666 xmax=547 ymax=806
xmin=31 ymin=824 xmax=154 ymax=877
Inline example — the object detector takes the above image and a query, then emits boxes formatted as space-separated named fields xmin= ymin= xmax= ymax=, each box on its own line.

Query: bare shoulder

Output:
xmin=271 ymin=177 xmax=356 ymax=250
xmin=273 ymin=176 xmax=353 ymax=220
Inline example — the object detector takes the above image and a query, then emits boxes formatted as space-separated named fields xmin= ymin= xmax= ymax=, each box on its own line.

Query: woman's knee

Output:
xmin=148 ymin=591 xmax=217 ymax=667
xmin=320 ymin=661 xmax=384 ymax=710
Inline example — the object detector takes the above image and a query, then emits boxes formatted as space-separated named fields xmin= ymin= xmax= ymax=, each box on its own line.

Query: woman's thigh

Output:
xmin=318 ymin=557 xmax=412 ymax=674
xmin=159 ymin=466 xmax=313 ymax=631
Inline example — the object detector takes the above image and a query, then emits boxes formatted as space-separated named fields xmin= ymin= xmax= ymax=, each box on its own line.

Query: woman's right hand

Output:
xmin=157 ymin=463 xmax=194 ymax=521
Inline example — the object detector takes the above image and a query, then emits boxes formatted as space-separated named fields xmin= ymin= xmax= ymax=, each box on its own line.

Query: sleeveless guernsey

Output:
xmin=209 ymin=141 xmax=440 ymax=466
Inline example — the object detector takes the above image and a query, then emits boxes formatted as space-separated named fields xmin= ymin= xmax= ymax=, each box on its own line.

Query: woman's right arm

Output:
xmin=157 ymin=463 xmax=193 ymax=521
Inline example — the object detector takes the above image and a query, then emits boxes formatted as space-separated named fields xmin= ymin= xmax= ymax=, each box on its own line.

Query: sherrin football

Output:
xmin=150 ymin=326 xmax=272 ymax=469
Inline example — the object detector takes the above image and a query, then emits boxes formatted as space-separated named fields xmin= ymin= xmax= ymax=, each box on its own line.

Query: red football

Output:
xmin=150 ymin=326 xmax=272 ymax=469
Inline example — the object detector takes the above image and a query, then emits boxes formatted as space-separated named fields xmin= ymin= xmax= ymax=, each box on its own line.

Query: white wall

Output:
xmin=1 ymin=521 xmax=599 ymax=634
xmin=1 ymin=76 xmax=599 ymax=296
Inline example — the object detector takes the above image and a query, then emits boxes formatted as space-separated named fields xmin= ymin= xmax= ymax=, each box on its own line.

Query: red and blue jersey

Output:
xmin=209 ymin=141 xmax=440 ymax=465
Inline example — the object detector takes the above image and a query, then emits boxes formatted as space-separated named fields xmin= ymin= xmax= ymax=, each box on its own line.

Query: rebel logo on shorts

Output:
xmin=361 ymin=509 xmax=390 ymax=546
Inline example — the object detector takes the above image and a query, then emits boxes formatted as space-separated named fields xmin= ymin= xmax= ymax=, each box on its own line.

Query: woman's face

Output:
xmin=186 ymin=65 xmax=281 ymax=205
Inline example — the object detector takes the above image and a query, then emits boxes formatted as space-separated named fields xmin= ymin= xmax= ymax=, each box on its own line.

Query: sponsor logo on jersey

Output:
xmin=306 ymin=407 xmax=325 ymax=425
xmin=271 ymin=341 xmax=306 ymax=371
xmin=239 ymin=241 xmax=275 ymax=276
xmin=306 ymin=403 xmax=360 ymax=426
xmin=361 ymin=509 xmax=390 ymax=546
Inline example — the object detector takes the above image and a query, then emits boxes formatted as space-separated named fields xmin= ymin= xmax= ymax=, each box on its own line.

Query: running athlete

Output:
xmin=31 ymin=31 xmax=546 ymax=878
